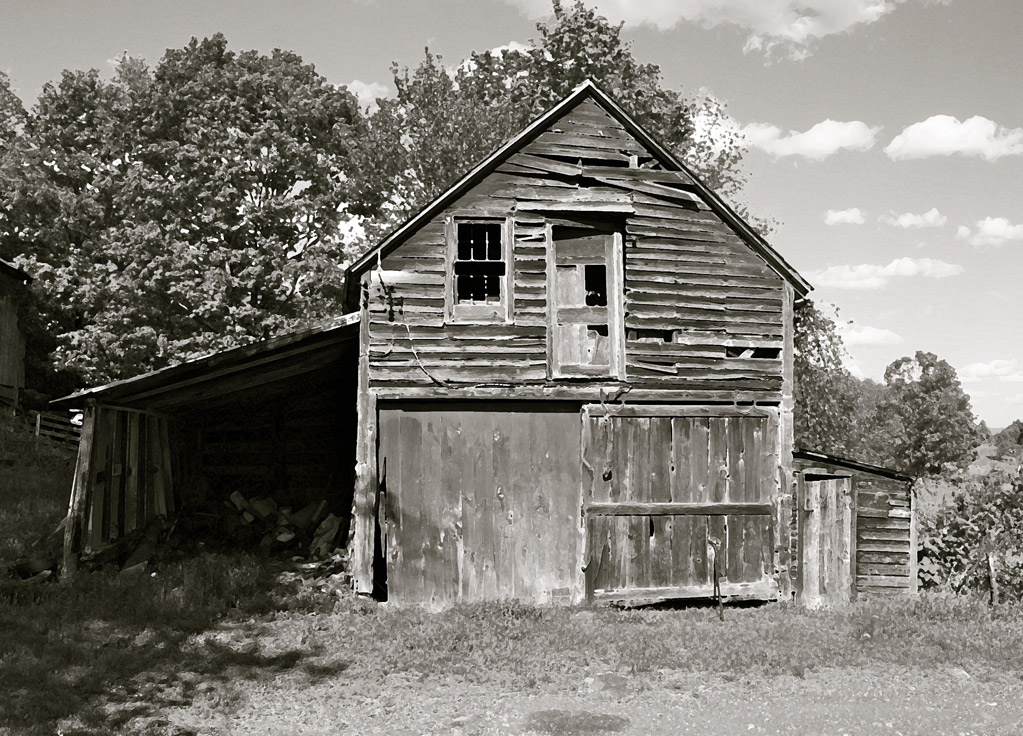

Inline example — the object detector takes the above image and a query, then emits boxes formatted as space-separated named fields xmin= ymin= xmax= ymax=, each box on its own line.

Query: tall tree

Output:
xmin=352 ymin=0 xmax=748 ymax=234
xmin=1 ymin=36 xmax=366 ymax=385
xmin=879 ymin=351 xmax=983 ymax=477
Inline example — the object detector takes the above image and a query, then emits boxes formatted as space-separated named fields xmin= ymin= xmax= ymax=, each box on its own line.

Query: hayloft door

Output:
xmin=548 ymin=226 xmax=623 ymax=378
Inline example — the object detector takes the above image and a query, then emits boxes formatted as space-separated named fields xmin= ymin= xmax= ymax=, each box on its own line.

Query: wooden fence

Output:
xmin=28 ymin=410 xmax=82 ymax=445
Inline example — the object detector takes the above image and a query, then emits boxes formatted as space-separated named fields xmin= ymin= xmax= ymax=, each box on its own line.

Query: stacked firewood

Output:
xmin=226 ymin=491 xmax=343 ymax=558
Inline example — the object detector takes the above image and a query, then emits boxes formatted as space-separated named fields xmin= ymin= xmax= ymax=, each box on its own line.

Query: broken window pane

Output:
xmin=454 ymin=222 xmax=505 ymax=304
xmin=584 ymin=264 xmax=607 ymax=306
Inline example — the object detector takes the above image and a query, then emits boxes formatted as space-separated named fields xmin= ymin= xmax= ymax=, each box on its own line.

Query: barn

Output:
xmin=0 ymin=258 xmax=30 ymax=413
xmin=57 ymin=80 xmax=909 ymax=607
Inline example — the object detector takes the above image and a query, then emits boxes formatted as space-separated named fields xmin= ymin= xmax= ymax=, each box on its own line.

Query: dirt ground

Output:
xmin=157 ymin=661 xmax=1023 ymax=736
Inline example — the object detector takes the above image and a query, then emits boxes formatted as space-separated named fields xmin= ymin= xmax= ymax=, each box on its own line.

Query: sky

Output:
xmin=1 ymin=0 xmax=1021 ymax=426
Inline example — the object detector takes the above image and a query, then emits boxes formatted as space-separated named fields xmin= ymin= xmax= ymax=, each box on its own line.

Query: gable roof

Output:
xmin=346 ymin=79 xmax=811 ymax=300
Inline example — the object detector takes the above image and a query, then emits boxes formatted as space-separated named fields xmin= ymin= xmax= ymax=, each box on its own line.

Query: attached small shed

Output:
xmin=60 ymin=80 xmax=849 ymax=608
xmin=56 ymin=315 xmax=359 ymax=573
xmin=793 ymin=450 xmax=916 ymax=606
xmin=0 ymin=258 xmax=30 ymax=413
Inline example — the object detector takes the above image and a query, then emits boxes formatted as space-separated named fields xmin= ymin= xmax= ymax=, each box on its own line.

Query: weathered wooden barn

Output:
xmin=58 ymin=80 xmax=916 ymax=606
xmin=0 ymin=258 xmax=30 ymax=413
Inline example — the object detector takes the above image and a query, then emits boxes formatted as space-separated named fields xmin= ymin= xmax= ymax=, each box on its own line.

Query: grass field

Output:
xmin=3 ymin=422 xmax=1023 ymax=735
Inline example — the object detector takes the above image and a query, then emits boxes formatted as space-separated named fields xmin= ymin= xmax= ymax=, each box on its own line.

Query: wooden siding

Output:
xmin=793 ymin=456 xmax=915 ymax=597
xmin=365 ymin=97 xmax=785 ymax=400
xmin=582 ymin=407 xmax=779 ymax=603
xmin=64 ymin=406 xmax=176 ymax=562
xmin=377 ymin=404 xmax=582 ymax=604
xmin=0 ymin=289 xmax=26 ymax=408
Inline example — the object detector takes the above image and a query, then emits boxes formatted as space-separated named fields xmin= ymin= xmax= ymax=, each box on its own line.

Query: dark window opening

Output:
xmin=455 ymin=262 xmax=505 ymax=302
xmin=726 ymin=346 xmax=781 ymax=359
xmin=454 ymin=222 xmax=504 ymax=304
xmin=629 ymin=329 xmax=675 ymax=343
xmin=587 ymin=324 xmax=609 ymax=337
xmin=584 ymin=264 xmax=608 ymax=306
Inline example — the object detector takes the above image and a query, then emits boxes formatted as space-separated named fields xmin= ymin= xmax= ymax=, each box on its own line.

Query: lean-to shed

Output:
xmin=0 ymin=259 xmax=30 ymax=413
xmin=792 ymin=450 xmax=916 ymax=606
xmin=61 ymin=80 xmax=831 ymax=606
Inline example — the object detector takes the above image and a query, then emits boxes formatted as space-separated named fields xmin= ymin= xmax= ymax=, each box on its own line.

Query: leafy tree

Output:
xmin=1 ymin=36 xmax=366 ymax=385
xmin=878 ymin=351 xmax=983 ymax=477
xmin=994 ymin=419 xmax=1023 ymax=460
xmin=352 ymin=0 xmax=748 ymax=234
xmin=792 ymin=299 xmax=889 ymax=460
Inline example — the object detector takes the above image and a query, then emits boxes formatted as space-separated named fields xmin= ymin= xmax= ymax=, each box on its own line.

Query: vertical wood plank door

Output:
xmin=797 ymin=474 xmax=853 ymax=608
xmin=582 ymin=409 xmax=779 ymax=605
xmin=377 ymin=404 xmax=582 ymax=606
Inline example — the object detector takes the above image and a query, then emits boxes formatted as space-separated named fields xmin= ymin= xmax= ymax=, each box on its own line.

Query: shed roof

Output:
xmin=52 ymin=313 xmax=360 ymax=411
xmin=0 ymin=258 xmax=31 ymax=283
xmin=794 ymin=449 xmax=913 ymax=483
xmin=346 ymin=79 xmax=811 ymax=301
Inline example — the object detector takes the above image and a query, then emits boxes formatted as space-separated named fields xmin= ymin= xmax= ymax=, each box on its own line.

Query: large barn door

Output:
xmin=377 ymin=404 xmax=582 ymax=605
xmin=582 ymin=406 xmax=779 ymax=605
xmin=797 ymin=473 xmax=854 ymax=608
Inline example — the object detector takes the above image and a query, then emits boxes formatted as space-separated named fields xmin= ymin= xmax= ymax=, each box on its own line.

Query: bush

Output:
xmin=919 ymin=470 xmax=1023 ymax=599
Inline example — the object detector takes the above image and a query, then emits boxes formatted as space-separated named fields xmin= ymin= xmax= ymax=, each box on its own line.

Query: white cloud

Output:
xmin=743 ymin=120 xmax=879 ymax=160
xmin=824 ymin=208 xmax=865 ymax=225
xmin=882 ymin=207 xmax=947 ymax=229
xmin=956 ymin=217 xmax=1023 ymax=247
xmin=960 ymin=359 xmax=1023 ymax=385
xmin=807 ymin=257 xmax=964 ymax=290
xmin=885 ymin=115 xmax=1023 ymax=161
xmin=842 ymin=324 xmax=904 ymax=346
xmin=501 ymin=0 xmax=909 ymax=59
xmin=346 ymin=80 xmax=389 ymax=112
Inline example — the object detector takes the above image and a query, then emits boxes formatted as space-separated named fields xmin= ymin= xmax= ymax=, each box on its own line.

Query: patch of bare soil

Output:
xmin=156 ymin=662 xmax=1023 ymax=735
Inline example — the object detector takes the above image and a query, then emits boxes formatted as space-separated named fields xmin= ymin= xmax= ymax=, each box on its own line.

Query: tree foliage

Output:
xmin=352 ymin=0 xmax=748 ymax=234
xmin=1 ymin=36 xmax=364 ymax=385
xmin=879 ymin=351 xmax=983 ymax=477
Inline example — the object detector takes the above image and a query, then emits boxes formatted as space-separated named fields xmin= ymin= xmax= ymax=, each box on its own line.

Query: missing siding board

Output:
xmin=726 ymin=346 xmax=781 ymax=359
xmin=629 ymin=329 xmax=675 ymax=343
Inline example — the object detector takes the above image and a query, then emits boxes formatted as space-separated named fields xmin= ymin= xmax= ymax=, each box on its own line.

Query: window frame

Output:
xmin=445 ymin=216 xmax=514 ymax=324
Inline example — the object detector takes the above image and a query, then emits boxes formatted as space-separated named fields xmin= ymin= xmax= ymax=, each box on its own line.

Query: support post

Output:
xmin=776 ymin=284 xmax=796 ymax=599
xmin=351 ymin=276 xmax=378 ymax=596
xmin=62 ymin=401 xmax=96 ymax=579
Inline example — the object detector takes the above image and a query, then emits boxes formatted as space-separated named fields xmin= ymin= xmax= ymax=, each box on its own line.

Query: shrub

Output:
xmin=919 ymin=470 xmax=1023 ymax=599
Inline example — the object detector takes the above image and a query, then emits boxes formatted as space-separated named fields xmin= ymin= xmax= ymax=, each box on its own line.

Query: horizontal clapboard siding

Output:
xmin=366 ymin=96 xmax=785 ymax=399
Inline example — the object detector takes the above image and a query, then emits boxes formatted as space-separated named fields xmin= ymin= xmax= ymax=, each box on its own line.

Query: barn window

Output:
xmin=447 ymin=219 xmax=511 ymax=322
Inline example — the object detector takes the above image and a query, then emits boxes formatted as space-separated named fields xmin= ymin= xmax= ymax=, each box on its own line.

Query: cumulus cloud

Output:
xmin=824 ymin=208 xmax=865 ymax=225
xmin=956 ymin=217 xmax=1023 ymax=247
xmin=959 ymin=359 xmax=1023 ymax=384
xmin=882 ymin=207 xmax=947 ymax=228
xmin=501 ymin=0 xmax=911 ymax=58
xmin=842 ymin=324 xmax=904 ymax=346
xmin=885 ymin=115 xmax=1023 ymax=161
xmin=346 ymin=80 xmax=389 ymax=112
xmin=807 ymin=257 xmax=964 ymax=290
xmin=743 ymin=120 xmax=880 ymax=160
